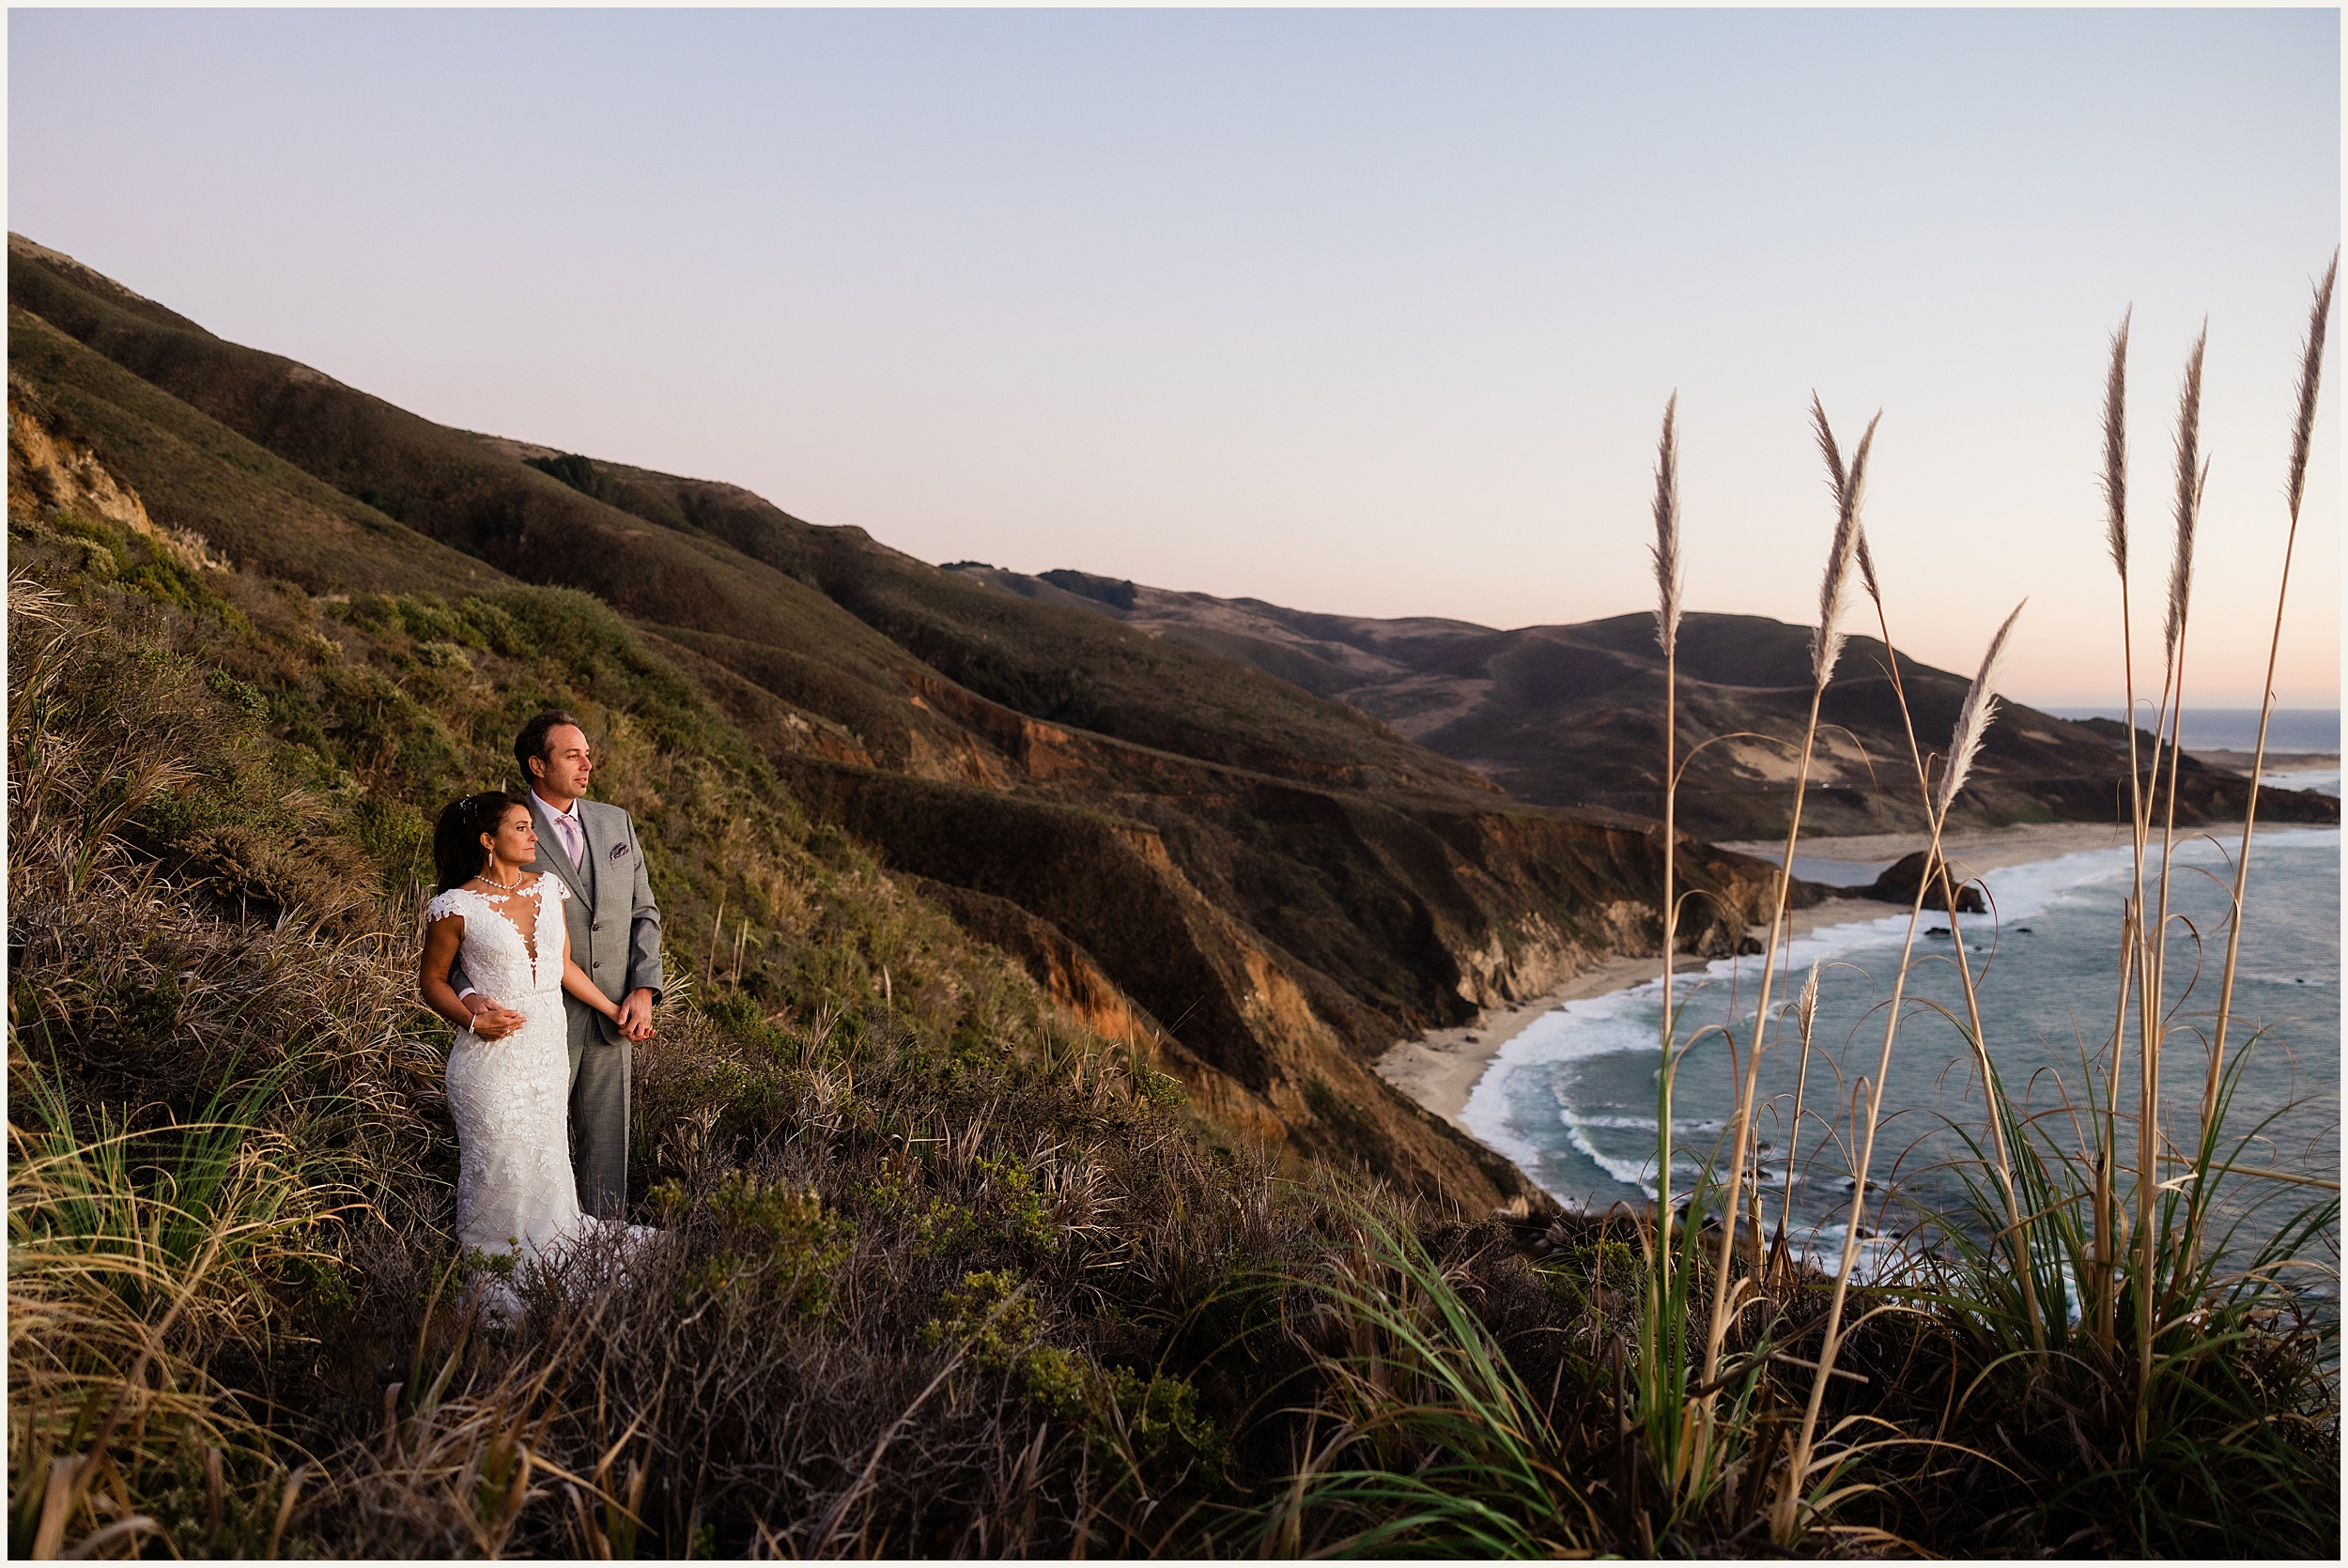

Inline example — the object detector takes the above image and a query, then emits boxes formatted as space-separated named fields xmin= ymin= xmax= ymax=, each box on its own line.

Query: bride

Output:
xmin=418 ymin=792 xmax=633 ymax=1303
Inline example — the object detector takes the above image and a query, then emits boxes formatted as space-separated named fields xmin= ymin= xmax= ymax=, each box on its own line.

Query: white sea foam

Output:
xmin=2264 ymin=767 xmax=2341 ymax=796
xmin=1562 ymin=1117 xmax=1657 ymax=1188
xmin=2239 ymin=970 xmax=2334 ymax=989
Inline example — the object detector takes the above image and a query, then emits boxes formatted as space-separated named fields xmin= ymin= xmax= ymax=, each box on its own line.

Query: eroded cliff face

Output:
xmin=8 ymin=373 xmax=225 ymax=574
xmin=780 ymin=747 xmax=1800 ymax=1214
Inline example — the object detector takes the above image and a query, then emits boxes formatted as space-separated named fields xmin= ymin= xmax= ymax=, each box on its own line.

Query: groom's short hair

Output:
xmin=516 ymin=709 xmax=584 ymax=784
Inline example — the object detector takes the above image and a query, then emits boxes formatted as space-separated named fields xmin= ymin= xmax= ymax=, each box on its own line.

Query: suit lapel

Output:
xmin=527 ymin=796 xmax=591 ymax=905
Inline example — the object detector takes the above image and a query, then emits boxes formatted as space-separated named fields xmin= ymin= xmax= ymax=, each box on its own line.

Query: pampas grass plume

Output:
xmin=2286 ymin=253 xmax=2339 ymax=525
xmin=1934 ymin=601 xmax=2025 ymax=819
xmin=2103 ymin=309 xmax=2131 ymax=578
xmin=1651 ymin=394 xmax=1682 ymax=657
xmin=1806 ymin=397 xmax=1878 ymax=688
xmin=2164 ymin=328 xmax=2208 ymax=668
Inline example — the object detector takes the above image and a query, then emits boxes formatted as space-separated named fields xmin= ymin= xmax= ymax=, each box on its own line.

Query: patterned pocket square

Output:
xmin=610 ymin=841 xmax=630 ymax=859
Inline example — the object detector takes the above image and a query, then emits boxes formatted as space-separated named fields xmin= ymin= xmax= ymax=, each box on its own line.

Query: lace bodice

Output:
xmin=426 ymin=874 xmax=568 ymax=999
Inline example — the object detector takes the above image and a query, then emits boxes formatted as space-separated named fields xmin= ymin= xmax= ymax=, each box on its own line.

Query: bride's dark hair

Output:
xmin=432 ymin=792 xmax=527 ymax=892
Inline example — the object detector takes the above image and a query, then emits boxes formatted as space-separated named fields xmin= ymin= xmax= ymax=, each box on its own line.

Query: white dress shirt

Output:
xmin=533 ymin=790 xmax=585 ymax=869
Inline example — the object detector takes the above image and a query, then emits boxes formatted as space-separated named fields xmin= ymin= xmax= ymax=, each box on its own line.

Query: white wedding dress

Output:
xmin=427 ymin=873 xmax=612 ymax=1309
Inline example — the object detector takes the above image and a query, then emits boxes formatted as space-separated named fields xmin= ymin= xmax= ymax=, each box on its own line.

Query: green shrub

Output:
xmin=1022 ymin=1345 xmax=1093 ymax=1419
xmin=678 ymin=1171 xmax=856 ymax=1315
xmin=206 ymin=668 xmax=270 ymax=719
xmin=974 ymin=1153 xmax=1057 ymax=1253
xmin=1102 ymin=1366 xmax=1225 ymax=1478
xmin=920 ymin=1269 xmax=1043 ymax=1369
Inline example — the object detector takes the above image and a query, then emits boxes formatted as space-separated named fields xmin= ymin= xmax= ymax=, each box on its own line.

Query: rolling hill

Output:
xmin=950 ymin=565 xmax=2339 ymax=838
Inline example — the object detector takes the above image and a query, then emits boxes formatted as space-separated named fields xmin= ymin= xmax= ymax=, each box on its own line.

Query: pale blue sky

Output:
xmin=9 ymin=8 xmax=2339 ymax=704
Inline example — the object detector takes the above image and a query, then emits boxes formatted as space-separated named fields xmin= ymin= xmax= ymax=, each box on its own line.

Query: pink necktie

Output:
xmin=556 ymin=812 xmax=582 ymax=868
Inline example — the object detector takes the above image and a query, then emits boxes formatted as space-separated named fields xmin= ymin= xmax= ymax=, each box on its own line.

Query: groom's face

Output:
xmin=533 ymin=723 xmax=594 ymax=802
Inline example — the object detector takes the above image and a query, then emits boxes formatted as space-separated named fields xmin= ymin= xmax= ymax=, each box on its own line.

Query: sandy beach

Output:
xmin=1376 ymin=816 xmax=2310 ymax=1129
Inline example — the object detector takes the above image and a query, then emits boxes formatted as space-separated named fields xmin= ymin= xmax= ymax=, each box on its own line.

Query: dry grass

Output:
xmin=2 ymin=544 xmax=1392 ymax=1558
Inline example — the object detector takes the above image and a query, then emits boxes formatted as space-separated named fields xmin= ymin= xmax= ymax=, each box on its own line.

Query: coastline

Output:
xmin=1376 ymin=816 xmax=2309 ymax=1129
xmin=2190 ymin=747 xmax=2339 ymax=774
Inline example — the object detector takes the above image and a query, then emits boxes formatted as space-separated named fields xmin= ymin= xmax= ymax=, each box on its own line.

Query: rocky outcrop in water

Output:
xmin=1859 ymin=850 xmax=1987 ymax=913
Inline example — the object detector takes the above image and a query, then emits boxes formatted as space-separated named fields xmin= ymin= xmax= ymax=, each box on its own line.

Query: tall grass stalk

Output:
xmin=2136 ymin=327 xmax=2208 ymax=1445
xmin=1691 ymin=400 xmax=1871 ymax=1478
xmin=1837 ymin=430 xmax=2039 ymax=1345
xmin=2187 ymin=254 xmax=2336 ymax=1269
xmin=2092 ymin=309 xmax=2145 ymax=1354
xmin=1635 ymin=395 xmax=1707 ymax=1502
xmin=1772 ymin=602 xmax=2022 ymax=1546
xmin=1650 ymin=393 xmax=1684 ymax=1291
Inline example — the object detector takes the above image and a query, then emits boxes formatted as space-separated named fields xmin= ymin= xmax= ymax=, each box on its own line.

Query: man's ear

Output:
xmin=526 ymin=753 xmax=546 ymax=784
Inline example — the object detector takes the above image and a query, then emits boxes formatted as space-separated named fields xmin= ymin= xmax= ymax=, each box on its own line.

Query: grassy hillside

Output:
xmin=8 ymin=306 xmax=502 ymax=598
xmin=8 ymin=233 xmax=1813 ymax=1207
xmin=957 ymin=566 xmax=2340 ymax=838
xmin=6 ymin=233 xmax=1483 ymax=800
xmin=3 ymin=510 xmax=1298 ymax=1555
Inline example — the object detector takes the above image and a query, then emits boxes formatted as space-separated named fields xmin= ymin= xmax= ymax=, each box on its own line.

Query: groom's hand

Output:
xmin=618 ymin=988 xmax=657 ymax=1042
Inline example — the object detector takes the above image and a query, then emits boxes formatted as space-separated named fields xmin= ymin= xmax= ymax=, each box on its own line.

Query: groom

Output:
xmin=458 ymin=710 xmax=662 ymax=1220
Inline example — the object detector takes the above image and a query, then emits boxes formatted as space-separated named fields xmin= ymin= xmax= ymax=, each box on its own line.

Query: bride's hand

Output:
xmin=469 ymin=998 xmax=523 ymax=1040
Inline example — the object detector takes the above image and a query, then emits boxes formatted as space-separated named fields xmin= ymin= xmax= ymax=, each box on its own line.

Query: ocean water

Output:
xmin=2262 ymin=766 xmax=2341 ymax=796
xmin=1461 ymin=828 xmax=2341 ymax=1277
xmin=2047 ymin=707 xmax=2341 ymax=754
xmin=1782 ymin=854 xmax=1898 ymax=888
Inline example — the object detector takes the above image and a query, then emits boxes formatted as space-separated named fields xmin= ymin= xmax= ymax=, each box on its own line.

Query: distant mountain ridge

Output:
xmin=948 ymin=565 xmax=2338 ymax=838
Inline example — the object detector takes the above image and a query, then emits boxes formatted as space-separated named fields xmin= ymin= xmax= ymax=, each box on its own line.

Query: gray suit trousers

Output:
xmin=565 ymin=997 xmax=630 ymax=1221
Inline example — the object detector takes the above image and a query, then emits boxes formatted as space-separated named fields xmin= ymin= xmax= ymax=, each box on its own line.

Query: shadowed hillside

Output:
xmin=952 ymin=565 xmax=2340 ymax=838
xmin=8 ymin=233 xmax=1814 ymax=1211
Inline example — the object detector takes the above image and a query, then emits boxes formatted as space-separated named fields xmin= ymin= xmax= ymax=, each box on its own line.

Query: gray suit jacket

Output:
xmin=452 ymin=794 xmax=663 ymax=1043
